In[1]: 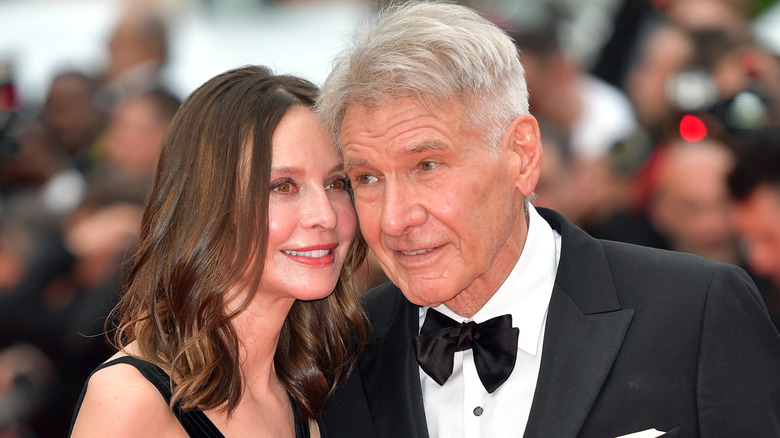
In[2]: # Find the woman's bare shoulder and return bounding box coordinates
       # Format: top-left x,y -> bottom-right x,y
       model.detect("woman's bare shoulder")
69,351 -> 186,437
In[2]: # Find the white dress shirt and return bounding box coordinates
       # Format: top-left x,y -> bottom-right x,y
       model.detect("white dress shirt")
418,207 -> 562,438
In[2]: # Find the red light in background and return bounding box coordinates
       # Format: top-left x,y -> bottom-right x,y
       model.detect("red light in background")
679,114 -> 707,142
0,84 -> 21,112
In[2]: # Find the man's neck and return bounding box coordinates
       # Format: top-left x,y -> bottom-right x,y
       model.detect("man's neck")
444,217 -> 529,318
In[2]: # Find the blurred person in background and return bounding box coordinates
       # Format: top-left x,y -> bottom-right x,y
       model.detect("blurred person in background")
0,68 -> 108,265
0,180 -> 146,438
699,31 -> 780,135
598,0 -> 758,142
0,65 -> 176,438
91,87 -> 180,198
728,129 -> 780,329
40,71 -> 106,174
591,0 -> 754,92
0,69 -> 103,226
663,0 -> 751,35
625,4 -> 780,143
593,137 -> 739,266
505,6 -> 641,232
624,21 -> 695,145
647,138 -> 738,264
94,7 -> 170,114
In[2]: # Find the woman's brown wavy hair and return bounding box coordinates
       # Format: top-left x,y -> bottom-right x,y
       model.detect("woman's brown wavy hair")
108,65 -> 367,419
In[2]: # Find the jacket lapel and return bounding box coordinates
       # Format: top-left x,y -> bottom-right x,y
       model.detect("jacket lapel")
360,290 -> 430,438
524,209 -> 635,438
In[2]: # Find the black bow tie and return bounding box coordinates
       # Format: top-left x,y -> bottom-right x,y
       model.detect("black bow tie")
412,308 -> 519,394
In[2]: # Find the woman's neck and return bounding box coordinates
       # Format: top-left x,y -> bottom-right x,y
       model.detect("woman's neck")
229,291 -> 296,390
203,291 -> 299,436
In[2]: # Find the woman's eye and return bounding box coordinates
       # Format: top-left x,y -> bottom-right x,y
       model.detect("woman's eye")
272,182 -> 295,193
355,174 -> 379,185
420,161 -> 438,171
326,178 -> 349,191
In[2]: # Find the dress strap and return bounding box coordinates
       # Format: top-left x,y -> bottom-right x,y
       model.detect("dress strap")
83,356 -> 225,437
102,356 -> 175,400
73,356 -> 308,438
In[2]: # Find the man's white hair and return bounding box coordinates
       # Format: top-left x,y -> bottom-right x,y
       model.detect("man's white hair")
315,0 -> 529,150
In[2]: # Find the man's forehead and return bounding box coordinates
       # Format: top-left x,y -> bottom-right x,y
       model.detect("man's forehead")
342,94 -> 461,121
342,138 -> 448,171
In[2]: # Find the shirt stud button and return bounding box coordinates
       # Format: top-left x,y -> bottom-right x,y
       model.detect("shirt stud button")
473,406 -> 483,416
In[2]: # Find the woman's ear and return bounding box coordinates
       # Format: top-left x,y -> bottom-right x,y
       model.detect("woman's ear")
504,114 -> 543,196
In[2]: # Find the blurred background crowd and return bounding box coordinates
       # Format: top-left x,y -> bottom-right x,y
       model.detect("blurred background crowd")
1,0 -> 780,436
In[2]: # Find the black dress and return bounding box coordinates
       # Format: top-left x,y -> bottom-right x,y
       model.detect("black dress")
68,356 -> 311,437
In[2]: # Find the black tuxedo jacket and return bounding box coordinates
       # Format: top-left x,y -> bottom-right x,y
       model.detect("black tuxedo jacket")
320,208 -> 780,438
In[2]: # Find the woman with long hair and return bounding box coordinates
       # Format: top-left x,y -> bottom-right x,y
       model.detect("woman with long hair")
69,65 -> 366,437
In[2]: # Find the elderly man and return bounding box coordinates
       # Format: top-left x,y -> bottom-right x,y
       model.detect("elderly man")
315,2 -> 780,437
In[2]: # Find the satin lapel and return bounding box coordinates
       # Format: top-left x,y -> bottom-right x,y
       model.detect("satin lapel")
523,209 -> 635,438
360,295 -> 429,438
523,286 -> 634,438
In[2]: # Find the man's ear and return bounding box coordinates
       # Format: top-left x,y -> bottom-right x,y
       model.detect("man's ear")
504,114 -> 543,196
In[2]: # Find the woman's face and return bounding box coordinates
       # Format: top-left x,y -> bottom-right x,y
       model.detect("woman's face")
259,106 -> 357,301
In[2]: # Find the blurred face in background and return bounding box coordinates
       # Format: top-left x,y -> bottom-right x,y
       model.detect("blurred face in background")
734,185 -> 780,287
626,25 -> 694,133
650,139 -> 737,264
104,94 -> 169,179
43,73 -> 104,156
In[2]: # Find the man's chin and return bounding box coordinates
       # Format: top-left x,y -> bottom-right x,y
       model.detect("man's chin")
398,278 -> 460,309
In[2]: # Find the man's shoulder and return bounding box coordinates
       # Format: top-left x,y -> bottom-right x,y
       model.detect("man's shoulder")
541,206 -> 733,284
541,206 -> 754,307
601,238 -> 734,277
598,238 -> 760,312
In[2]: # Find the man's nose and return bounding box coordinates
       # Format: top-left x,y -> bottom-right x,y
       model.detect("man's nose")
379,178 -> 426,236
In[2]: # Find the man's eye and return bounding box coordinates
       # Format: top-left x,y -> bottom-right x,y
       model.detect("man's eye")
356,174 -> 379,185
420,161 -> 439,171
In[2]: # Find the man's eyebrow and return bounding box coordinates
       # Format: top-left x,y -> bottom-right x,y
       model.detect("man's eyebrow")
407,140 -> 445,153
343,159 -> 365,174
343,140 -> 445,173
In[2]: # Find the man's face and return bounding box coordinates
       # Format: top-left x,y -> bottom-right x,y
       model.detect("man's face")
734,185 -> 780,287
340,96 -> 538,310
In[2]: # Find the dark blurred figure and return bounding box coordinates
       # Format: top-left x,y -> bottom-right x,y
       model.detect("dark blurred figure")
592,0 -> 753,89
94,8 -> 170,114
40,72 -> 105,174
0,79 -> 178,438
1,69 -> 107,230
0,183 -> 144,438
591,137 -> 739,264
597,22 -> 780,254
624,21 -> 695,145
728,130 -> 780,329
